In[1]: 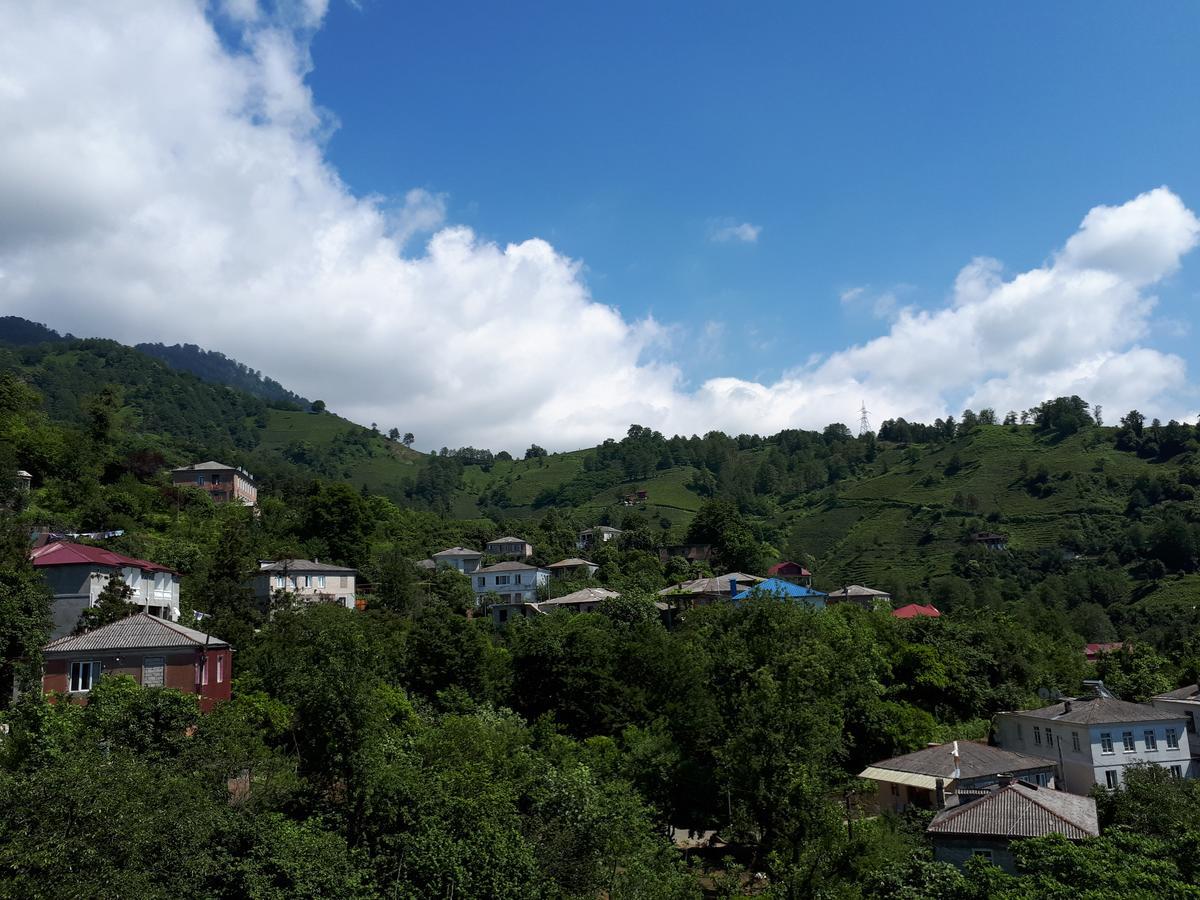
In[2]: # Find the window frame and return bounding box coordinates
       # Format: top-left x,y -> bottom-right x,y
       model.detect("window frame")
1122,731 -> 1136,753
1033,726 -> 1042,746
1072,731 -> 1081,752
1144,730 -> 1158,752
69,660 -> 99,693
1100,732 -> 1114,754
1105,770 -> 1119,789
1167,727 -> 1180,750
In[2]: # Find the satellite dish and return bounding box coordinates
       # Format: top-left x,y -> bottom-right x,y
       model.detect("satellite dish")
1037,687 -> 1050,700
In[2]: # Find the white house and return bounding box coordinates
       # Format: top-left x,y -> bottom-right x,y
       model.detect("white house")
485,536 -> 533,558
250,559 -> 358,610
431,546 -> 483,574
994,693 -> 1191,794
577,526 -> 622,551
546,558 -> 599,579
31,541 -> 181,639
472,561 -> 550,604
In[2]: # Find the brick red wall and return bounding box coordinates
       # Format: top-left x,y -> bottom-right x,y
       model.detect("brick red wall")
42,647 -> 233,712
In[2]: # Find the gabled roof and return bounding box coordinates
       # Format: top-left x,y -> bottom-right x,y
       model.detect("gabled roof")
732,578 -> 826,600
486,536 -> 529,545
546,558 -> 596,569
43,612 -> 230,654
860,741 -> 1053,785
767,561 -> 812,577
258,559 -> 357,573
30,541 -> 176,574
927,783 -> 1098,840
1008,696 -> 1181,725
658,572 -> 763,596
893,603 -> 941,619
432,546 -> 482,558
540,587 -> 619,607
826,584 -> 891,599
478,561 -> 545,573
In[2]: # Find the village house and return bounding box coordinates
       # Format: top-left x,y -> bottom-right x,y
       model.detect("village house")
14,469 -> 31,492
472,561 -> 550,605
32,541 -> 181,640
249,559 -> 358,609
657,543 -> 712,565
538,586 -> 618,614
546,558 -> 599,579
1084,641 -> 1125,662
926,779 -> 1098,873
732,578 -> 826,608
859,741 -> 1056,814
577,526 -> 623,551
1151,681 -> 1200,740
766,561 -> 812,586
971,531 -> 1008,551
825,584 -> 892,611
993,689 -> 1191,793
892,603 -> 941,619
41,613 -> 232,712
430,546 -> 483,574
485,535 -> 533,558
658,572 -> 763,607
171,460 -> 257,507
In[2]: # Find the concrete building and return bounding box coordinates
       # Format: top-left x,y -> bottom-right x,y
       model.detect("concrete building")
171,461 -> 257,507
32,541 -> 181,639
250,559 -> 358,610
472,561 -> 550,604
825,584 -> 892,611
485,536 -> 533,558
41,613 -> 232,712
859,741 -> 1056,814
546,558 -> 599,579
927,780 -> 1098,873
658,572 -> 763,608
577,526 -> 623,551
430,546 -> 483,574
994,693 -> 1191,793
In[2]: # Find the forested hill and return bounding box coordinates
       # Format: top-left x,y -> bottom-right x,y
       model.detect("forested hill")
135,342 -> 310,407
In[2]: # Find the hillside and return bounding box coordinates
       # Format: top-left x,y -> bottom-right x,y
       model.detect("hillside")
135,342 -> 311,407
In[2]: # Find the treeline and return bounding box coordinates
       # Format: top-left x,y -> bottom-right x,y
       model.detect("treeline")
136,342 -> 310,408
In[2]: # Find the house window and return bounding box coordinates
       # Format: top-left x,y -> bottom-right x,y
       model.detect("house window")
498,608 -> 508,623
1144,730 -> 1158,752
1167,728 -> 1180,750
69,660 -> 99,693
1045,728 -> 1053,749
196,655 -> 208,686
1072,731 -> 1081,752
1171,765 -> 1183,778
496,575 -> 510,586
971,849 -> 993,863
317,575 -> 326,589
274,575 -> 285,590
197,474 -> 207,485
1100,732 -> 1114,754
1122,731 -> 1136,752
216,654 -> 224,684
142,656 -> 164,688
477,577 -> 485,588
1105,770 -> 1119,789
890,784 -> 900,797
153,572 -> 173,600
122,567 -> 142,590
1033,726 -> 1042,746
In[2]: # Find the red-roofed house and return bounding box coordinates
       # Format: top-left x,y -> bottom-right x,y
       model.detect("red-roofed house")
766,561 -> 813,587
893,603 -> 941,620
1084,642 -> 1125,662
41,613 -> 231,712
31,541 -> 181,639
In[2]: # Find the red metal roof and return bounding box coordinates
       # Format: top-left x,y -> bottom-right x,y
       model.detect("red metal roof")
767,561 -> 812,577
30,541 -> 177,574
892,603 -> 941,619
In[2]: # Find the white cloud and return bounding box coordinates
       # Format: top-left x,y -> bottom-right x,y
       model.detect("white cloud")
0,3 -> 1197,452
708,219 -> 762,244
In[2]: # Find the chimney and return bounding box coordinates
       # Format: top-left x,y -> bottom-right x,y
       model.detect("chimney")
998,773 -> 1017,787
1064,699 -> 1073,714
934,777 -> 946,809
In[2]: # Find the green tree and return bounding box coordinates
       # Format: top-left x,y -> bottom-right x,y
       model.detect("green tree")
75,573 -> 136,633
0,523 -> 53,706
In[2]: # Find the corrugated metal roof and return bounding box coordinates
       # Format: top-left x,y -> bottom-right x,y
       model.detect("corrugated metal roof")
487,536 -> 528,545
860,742 -> 1052,781
30,541 -> 176,574
258,559 -> 356,573
827,584 -> 891,598
432,546 -> 481,557
928,783 -> 1098,840
546,558 -> 596,568
658,572 -> 763,596
172,460 -> 237,471
43,613 -> 230,654
732,578 -> 826,600
858,767 -> 943,790
540,587 -> 618,607
478,561 -> 545,573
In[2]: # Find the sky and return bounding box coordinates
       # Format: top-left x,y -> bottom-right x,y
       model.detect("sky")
1,1 -> 1199,451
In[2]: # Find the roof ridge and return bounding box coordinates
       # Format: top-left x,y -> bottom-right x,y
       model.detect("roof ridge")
1016,784 -> 1088,831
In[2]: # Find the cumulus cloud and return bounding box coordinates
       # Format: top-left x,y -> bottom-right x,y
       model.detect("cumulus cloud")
0,2 -> 1197,452
708,219 -> 762,244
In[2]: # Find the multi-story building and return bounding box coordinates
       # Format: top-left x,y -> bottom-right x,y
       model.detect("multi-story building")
577,526 -> 622,551
994,693 -> 1191,793
472,562 -> 550,604
430,546 -> 483,574
485,536 -> 533,558
31,541 -> 181,639
41,612 -> 232,712
171,461 -> 257,507
249,559 -> 358,610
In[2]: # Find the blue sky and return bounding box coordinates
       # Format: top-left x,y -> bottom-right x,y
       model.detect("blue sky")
309,1 -> 1200,386
3,1 -> 1200,449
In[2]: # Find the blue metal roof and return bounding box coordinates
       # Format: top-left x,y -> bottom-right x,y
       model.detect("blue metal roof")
732,578 -> 827,603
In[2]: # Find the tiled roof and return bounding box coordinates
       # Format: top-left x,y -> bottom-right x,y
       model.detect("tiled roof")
487,536 -> 528,545
893,603 -> 941,619
658,572 -> 763,596
43,612 -> 230,654
30,541 -> 176,574
928,783 -> 1098,840
258,559 -> 356,573
861,742 -> 1053,782
767,561 -> 812,577
826,584 -> 891,598
1009,696 -> 1181,725
478,561 -> 544,573
540,587 -> 619,606
546,558 -> 596,568
432,546 -> 481,557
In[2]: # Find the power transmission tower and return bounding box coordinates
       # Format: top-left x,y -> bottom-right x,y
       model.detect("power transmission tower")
858,401 -> 871,436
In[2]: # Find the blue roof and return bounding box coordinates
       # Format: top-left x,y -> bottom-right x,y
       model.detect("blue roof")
732,578 -> 828,602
